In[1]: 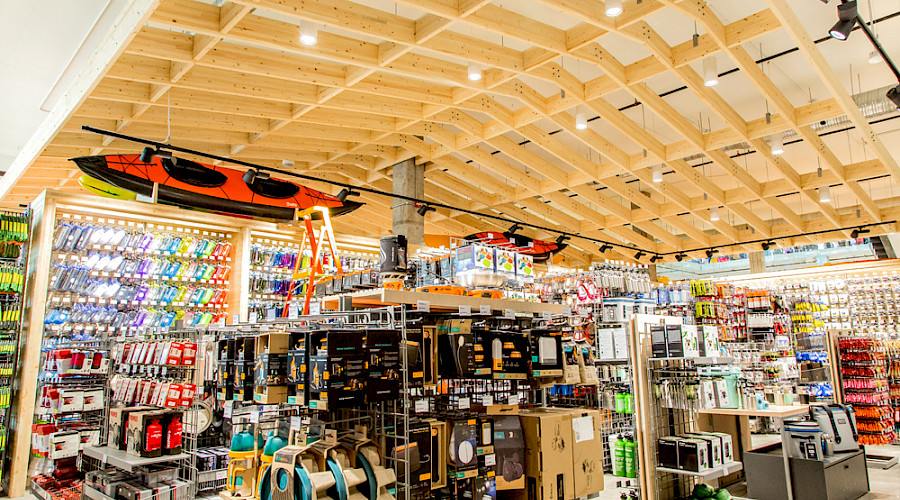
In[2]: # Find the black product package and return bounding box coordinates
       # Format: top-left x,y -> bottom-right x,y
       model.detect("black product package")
307,330 -> 366,410
438,332 -> 475,378
389,418 -> 433,499
448,417 -> 479,472
487,331 -> 528,380
366,329 -> 401,402
405,325 -> 426,386
493,415 -> 525,490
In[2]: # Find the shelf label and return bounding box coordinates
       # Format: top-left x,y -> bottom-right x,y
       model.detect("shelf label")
484,454 -> 496,467
290,416 -> 302,431
458,304 -> 471,316
266,309 -> 276,321
250,406 -> 261,423
563,306 -> 572,316
223,401 -> 234,419
288,305 -> 300,319
309,301 -> 321,315
503,309 -> 515,319
415,400 -> 428,413
417,300 -> 430,312
507,394 -> 519,405
541,311 -> 552,321
458,397 -> 470,410
572,415 -> 594,443
481,395 -> 493,407
479,305 -> 491,315
249,311 -> 258,324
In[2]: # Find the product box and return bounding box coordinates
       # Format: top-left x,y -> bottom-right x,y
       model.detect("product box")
79,429 -> 100,450
560,341 -> 581,385
665,324 -> 684,358
680,325 -> 700,358
306,330 -> 366,410
472,332 -> 492,377
596,325 -> 617,360
126,409 -> 168,458
389,418 -> 433,491
515,253 -> 534,281
217,339 -> 235,401
529,329 -> 563,378
253,385 -> 288,404
366,329 -> 401,402
255,333 -> 289,386
474,472 -> 497,500
427,420 -> 448,489
495,248 -> 516,277
477,417 -> 494,458
577,343 -> 599,385
493,415 -> 525,490
422,325 -> 438,386
405,325 -> 427,386
704,431 -> 733,462
109,405 -> 154,449
677,438 -> 710,472
684,432 -> 723,467
454,244 -> 494,273
612,326 -> 629,359
438,327 -> 475,379
518,409 -> 575,500
651,325 -> 668,358
287,332 -> 307,405
657,436 -> 680,469
50,431 -> 80,459
162,411 -> 183,455
118,482 -> 153,500
83,388 -> 104,411
488,331 -> 528,380
700,325 -> 720,357
448,417 -> 479,473
58,389 -> 84,412
567,410 -> 604,497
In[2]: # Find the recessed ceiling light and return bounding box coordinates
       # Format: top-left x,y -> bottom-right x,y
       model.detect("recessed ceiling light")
467,62 -> 482,81
606,0 -> 623,17
300,22 -> 318,46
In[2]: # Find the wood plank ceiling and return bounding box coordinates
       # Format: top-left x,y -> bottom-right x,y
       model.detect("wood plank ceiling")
6,0 -> 900,265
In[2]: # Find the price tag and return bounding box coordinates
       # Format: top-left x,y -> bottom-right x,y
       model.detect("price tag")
458,397 -> 470,410
481,395 -> 493,407
249,311 -> 259,324
504,308 -> 515,319
484,454 -> 496,467
458,304 -> 471,316
250,406 -> 261,424
415,400 -> 429,413
417,300 -> 430,312
508,394 -> 520,405
266,309 -> 276,321
541,311 -> 552,321
309,301 -> 321,315
216,470 -> 228,481
223,401 -> 234,419
563,306 -> 572,316
288,305 -> 300,319
290,416 -> 302,431
478,304 -> 491,315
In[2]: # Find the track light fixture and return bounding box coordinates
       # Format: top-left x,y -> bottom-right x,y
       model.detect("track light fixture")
649,254 -> 661,263
829,1 -> 858,41
575,112 -> 588,130
770,133 -> 784,155
299,22 -> 318,46
599,244 -> 613,253
468,62 -> 483,81
556,235 -> 570,245
606,0 -> 623,17
508,223 -> 522,234
242,168 -> 269,185
417,204 -> 436,216
887,85 -> 900,109
819,185 -> 831,203
675,253 -> 687,262
139,146 -> 173,163
702,56 -> 719,87
851,227 -> 870,238
282,160 -> 294,168
634,251 -> 646,260
870,50 -> 884,64
336,188 -> 360,202
761,240 -> 776,251
710,207 -> 720,222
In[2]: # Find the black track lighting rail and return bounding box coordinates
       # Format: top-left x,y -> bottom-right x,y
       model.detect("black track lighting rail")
82,125 -> 650,254
659,220 -> 895,257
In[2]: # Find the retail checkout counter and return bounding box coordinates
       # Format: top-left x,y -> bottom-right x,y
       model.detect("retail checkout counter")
744,443 -> 868,500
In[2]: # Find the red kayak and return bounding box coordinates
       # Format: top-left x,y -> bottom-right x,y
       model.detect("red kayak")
464,232 -> 566,262
71,154 -> 362,220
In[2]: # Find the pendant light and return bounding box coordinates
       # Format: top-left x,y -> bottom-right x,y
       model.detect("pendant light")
652,165 -> 663,183
575,111 -> 588,130
299,22 -> 318,46
819,185 -> 831,203
606,0 -> 623,17
770,133 -> 784,155
710,207 -> 720,222
702,56 -> 718,87
869,50 -> 883,64
467,62 -> 482,81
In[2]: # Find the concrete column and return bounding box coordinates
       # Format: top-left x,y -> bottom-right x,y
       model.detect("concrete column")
749,251 -> 766,274
392,158 -> 425,245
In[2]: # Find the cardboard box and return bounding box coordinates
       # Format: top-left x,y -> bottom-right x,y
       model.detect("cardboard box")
518,409 -> 575,500
366,329 -> 401,402
701,325 -> 720,357
665,324 -> 684,358
126,409 -> 168,458
253,385 -> 287,404
704,431 -> 734,462
255,333 -> 289,386
567,410 -> 604,497
677,438 -> 710,472
448,417 -> 479,472
58,389 -> 84,412
684,432 -> 722,467
493,415 -> 525,490
427,420 -> 448,489
83,388 -> 104,411
50,431 -> 80,459
108,405 -> 154,449
681,325 -> 700,358
651,325 -> 668,358
657,436 -> 680,469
